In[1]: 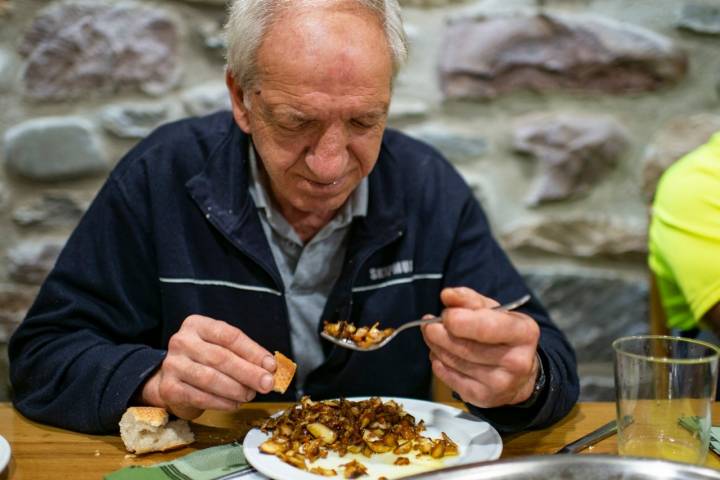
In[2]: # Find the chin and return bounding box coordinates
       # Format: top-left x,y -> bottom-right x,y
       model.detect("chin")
298,192 -> 350,213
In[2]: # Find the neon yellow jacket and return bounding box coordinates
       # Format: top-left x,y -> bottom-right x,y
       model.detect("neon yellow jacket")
649,132 -> 720,330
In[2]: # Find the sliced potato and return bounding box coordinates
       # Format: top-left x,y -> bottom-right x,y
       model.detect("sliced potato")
310,466 -> 337,476
307,422 -> 337,444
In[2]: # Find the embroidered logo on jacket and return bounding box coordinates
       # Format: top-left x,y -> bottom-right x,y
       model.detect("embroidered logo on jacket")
369,260 -> 413,281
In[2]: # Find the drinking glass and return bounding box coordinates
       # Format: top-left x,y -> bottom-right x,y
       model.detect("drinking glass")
613,335 -> 720,465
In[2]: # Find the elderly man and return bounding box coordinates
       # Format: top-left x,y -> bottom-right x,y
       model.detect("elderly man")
9,0 -> 578,435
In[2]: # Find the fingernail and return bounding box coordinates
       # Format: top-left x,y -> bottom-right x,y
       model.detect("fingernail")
261,373 -> 274,391
245,390 -> 256,402
262,355 -> 276,371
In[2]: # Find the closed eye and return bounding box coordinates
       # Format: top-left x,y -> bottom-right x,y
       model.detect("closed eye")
351,115 -> 384,130
280,116 -> 314,131
351,119 -> 374,129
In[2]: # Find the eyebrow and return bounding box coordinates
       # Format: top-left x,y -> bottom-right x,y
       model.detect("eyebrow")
355,108 -> 388,120
261,101 -> 388,124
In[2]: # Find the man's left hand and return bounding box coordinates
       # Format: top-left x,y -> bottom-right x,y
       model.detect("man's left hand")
421,287 -> 540,408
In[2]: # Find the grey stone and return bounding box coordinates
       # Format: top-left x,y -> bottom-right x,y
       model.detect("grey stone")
0,181 -> 8,211
3,116 -> 107,181
676,3 -> 720,35
181,83 -> 231,117
501,215 -> 647,259
388,98 -> 430,122
195,19 -> 226,57
100,102 -> 176,139
403,24 -> 421,46
641,113 -> 720,203
513,113 -> 629,205
523,269 -> 648,364
0,284 -> 37,401
403,124 -> 487,163
0,283 -> 37,343
579,371 -> 615,401
18,3 -> 181,101
439,13 -> 688,99
0,48 -> 16,92
13,192 -> 90,228
7,238 -> 66,285
457,168 -> 494,212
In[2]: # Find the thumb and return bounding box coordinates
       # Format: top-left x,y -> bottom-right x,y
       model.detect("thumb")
168,404 -> 204,420
440,287 -> 497,310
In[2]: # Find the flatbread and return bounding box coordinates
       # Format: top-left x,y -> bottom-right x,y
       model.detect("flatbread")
273,351 -> 297,393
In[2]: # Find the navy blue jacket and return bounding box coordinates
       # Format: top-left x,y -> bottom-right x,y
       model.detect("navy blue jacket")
9,112 -> 578,434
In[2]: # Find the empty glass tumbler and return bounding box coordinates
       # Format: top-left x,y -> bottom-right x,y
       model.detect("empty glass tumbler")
613,335 -> 720,465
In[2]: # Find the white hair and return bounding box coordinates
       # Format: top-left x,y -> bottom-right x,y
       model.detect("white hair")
224,0 -> 408,89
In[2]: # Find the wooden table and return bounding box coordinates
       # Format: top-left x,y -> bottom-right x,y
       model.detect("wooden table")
1,402 -> 718,479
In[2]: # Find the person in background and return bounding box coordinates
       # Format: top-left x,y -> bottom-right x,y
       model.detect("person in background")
9,0 -> 578,434
648,131 -> 720,344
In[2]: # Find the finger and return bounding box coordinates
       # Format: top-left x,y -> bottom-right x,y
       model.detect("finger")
185,315 -> 276,371
429,355 -> 492,408
185,341 -> 276,394
161,378 -> 241,414
168,404 -> 204,420
441,287 -> 497,310
443,309 -> 539,346
422,323 -> 514,366
430,343 -> 533,393
430,353 -> 516,408
165,353 -> 256,403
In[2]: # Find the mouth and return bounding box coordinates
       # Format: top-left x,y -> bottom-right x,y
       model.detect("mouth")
304,175 -> 346,193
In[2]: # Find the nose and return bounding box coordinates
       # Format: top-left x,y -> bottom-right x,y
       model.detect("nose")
305,122 -> 349,182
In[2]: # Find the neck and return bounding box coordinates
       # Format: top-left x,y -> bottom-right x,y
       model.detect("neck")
276,202 -> 337,243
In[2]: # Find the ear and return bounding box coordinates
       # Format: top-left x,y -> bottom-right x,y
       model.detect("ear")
226,70 -> 252,134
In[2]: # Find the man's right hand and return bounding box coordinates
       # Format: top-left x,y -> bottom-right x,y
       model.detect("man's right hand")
137,314 -> 277,419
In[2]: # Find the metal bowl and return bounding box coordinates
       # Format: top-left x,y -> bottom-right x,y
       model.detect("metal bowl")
404,455 -> 720,480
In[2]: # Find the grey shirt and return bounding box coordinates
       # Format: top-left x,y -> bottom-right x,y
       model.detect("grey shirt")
248,146 -> 368,392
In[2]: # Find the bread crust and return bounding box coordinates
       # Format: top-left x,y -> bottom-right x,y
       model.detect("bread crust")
125,406 -> 169,427
273,351 -> 297,393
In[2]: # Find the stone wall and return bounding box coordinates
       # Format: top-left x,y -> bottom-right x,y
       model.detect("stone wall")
1,0 -> 719,402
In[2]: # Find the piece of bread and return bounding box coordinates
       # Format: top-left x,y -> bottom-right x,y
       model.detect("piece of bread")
273,351 -> 297,393
119,406 -> 195,454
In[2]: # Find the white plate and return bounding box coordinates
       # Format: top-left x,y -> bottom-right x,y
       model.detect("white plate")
0,434 -> 10,473
243,397 -> 502,480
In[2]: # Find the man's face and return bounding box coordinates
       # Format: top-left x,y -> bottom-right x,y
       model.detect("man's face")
227,5 -> 393,217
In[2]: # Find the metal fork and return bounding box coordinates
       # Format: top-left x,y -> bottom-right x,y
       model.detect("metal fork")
321,293 -> 532,352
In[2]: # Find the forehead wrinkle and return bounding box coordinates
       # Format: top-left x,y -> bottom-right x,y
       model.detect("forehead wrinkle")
256,5 -> 392,94
257,84 -> 388,120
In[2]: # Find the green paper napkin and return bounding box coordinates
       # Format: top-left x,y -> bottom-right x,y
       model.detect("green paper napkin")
105,441 -> 259,480
679,416 -> 720,456
711,426 -> 720,456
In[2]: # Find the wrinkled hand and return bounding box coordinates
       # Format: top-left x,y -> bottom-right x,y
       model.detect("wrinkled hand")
421,287 -> 540,408
138,315 -> 276,419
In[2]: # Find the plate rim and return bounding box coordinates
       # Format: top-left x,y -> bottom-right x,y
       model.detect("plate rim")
0,433 -> 10,473
243,396 -> 502,480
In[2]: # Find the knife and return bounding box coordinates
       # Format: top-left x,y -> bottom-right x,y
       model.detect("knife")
555,419 -> 618,454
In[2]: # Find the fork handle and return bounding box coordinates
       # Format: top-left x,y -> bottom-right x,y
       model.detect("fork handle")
396,316 -> 441,332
